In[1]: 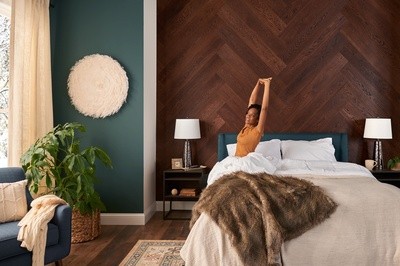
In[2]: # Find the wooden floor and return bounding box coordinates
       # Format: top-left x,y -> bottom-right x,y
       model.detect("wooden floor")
62,212 -> 190,265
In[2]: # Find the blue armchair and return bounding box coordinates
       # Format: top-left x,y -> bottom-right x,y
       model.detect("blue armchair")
0,167 -> 72,265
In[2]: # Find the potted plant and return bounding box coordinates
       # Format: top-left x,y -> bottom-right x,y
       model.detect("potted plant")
387,157 -> 400,170
20,122 -> 112,243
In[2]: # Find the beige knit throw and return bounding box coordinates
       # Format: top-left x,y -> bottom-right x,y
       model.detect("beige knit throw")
18,195 -> 67,266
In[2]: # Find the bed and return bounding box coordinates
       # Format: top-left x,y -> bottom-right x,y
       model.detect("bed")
180,132 -> 400,266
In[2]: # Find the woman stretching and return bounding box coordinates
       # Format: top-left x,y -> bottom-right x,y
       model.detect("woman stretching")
207,77 -> 274,185
235,78 -> 272,157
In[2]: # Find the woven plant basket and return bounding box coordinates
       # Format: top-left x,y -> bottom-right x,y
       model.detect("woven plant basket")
71,209 -> 101,243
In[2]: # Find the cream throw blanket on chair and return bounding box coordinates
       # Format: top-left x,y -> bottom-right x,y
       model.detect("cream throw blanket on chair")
18,195 -> 67,266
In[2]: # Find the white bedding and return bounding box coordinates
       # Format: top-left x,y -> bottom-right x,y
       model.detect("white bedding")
208,153 -> 374,186
207,152 -> 277,185
181,156 -> 400,265
275,158 -> 375,178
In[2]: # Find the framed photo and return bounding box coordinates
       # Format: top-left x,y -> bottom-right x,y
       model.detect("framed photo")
171,158 -> 183,169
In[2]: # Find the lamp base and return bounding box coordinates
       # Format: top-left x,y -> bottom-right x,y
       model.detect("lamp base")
373,139 -> 384,170
183,139 -> 192,169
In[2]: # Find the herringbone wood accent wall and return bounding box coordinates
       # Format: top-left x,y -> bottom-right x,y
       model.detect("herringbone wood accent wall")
156,0 -> 400,199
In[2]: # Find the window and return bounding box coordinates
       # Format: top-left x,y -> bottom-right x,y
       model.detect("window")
0,11 -> 10,166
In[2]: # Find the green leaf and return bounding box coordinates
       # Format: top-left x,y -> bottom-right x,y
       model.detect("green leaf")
76,175 -> 82,194
45,173 -> 52,188
83,147 -> 96,165
67,155 -> 76,171
94,148 -> 113,167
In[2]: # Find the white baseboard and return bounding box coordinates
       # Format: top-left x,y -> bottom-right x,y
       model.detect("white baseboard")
100,201 -> 194,225
101,213 -> 146,225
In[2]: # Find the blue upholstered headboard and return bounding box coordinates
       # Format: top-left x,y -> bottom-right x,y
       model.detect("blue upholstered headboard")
217,132 -> 348,162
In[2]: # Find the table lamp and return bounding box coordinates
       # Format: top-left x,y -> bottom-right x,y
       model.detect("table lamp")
174,119 -> 201,169
363,118 -> 392,170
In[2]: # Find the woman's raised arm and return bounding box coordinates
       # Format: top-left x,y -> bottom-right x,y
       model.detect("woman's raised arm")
256,78 -> 272,133
248,79 -> 263,107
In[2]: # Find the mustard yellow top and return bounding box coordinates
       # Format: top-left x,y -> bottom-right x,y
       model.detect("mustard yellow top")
235,126 -> 262,157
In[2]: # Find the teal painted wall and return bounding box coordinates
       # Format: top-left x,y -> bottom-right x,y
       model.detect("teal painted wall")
50,0 -> 144,213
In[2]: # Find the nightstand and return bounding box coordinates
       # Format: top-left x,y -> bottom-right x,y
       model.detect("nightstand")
370,169 -> 400,189
163,168 -> 208,220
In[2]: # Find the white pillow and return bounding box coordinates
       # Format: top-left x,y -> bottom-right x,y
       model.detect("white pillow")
0,180 -> 28,223
281,138 -> 337,162
226,139 -> 281,159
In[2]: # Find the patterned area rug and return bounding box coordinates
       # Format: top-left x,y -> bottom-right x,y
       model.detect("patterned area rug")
119,240 -> 185,266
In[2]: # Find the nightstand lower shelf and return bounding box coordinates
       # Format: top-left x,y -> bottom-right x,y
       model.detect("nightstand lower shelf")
164,209 -> 192,220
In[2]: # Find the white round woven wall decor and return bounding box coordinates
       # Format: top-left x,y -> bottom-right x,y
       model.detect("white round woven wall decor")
67,54 -> 129,118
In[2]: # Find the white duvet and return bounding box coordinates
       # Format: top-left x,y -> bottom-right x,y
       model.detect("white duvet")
181,155 -> 400,266
208,153 -> 374,185
207,152 -> 279,185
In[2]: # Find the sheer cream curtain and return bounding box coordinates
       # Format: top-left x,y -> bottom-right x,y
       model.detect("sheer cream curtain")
0,0 -> 11,16
8,0 -> 53,166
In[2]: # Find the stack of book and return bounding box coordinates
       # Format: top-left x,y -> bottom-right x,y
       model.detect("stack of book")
179,188 -> 196,196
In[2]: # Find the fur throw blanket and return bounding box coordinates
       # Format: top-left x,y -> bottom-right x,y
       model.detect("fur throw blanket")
190,171 -> 337,266
18,195 -> 67,266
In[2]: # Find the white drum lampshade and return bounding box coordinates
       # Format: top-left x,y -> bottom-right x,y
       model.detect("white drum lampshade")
174,119 -> 201,168
363,118 -> 392,170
